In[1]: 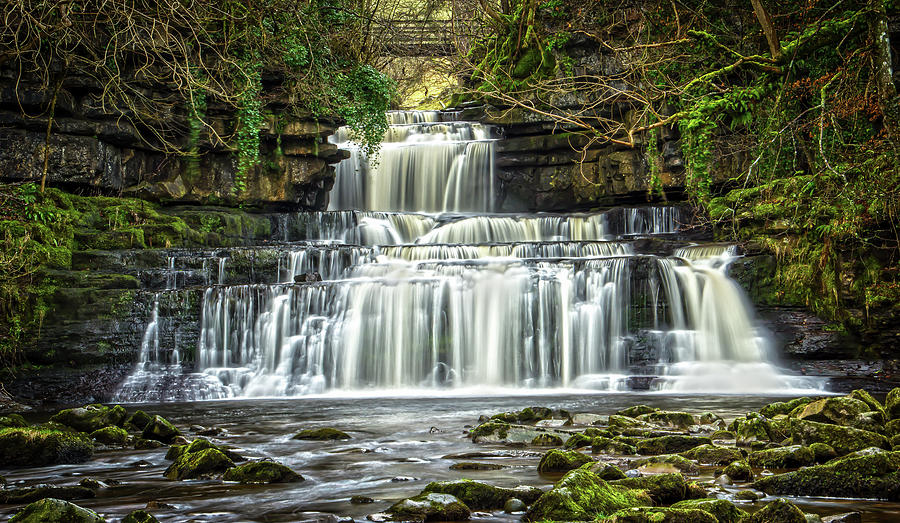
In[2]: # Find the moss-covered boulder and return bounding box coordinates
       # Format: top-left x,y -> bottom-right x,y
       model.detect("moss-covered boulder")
537,448 -> 592,473
610,473 -> 702,505
592,437 -> 637,455
524,467 -> 651,521
125,410 -> 153,431
90,426 -> 128,446
164,437 -> 243,462
49,404 -> 126,433
489,407 -> 569,424
711,429 -> 736,440
563,433 -> 592,449
748,498 -> 806,523
797,397 -> 880,430
809,442 -> 838,463
606,507 -> 717,522
0,414 -> 28,429
0,485 -> 95,504
733,414 -> 772,446
630,454 -> 698,473
724,460 -> 753,481
671,499 -> 746,523
760,398 -> 814,418
680,444 -> 743,465
607,415 -> 658,431
583,462 -> 627,480
422,479 -> 542,509
885,387 -> 900,420
636,435 -> 711,455
532,433 -> 563,446
616,405 -> 659,418
754,448 -> 900,500
849,390 -> 886,420
636,411 -> 696,429
164,447 -> 235,480
122,510 -> 159,523
0,428 -> 93,466
142,415 -> 180,443
389,493 -> 470,521
292,427 -> 351,440
748,445 -> 816,469
222,460 -> 303,484
790,419 -> 889,455
9,498 -> 105,523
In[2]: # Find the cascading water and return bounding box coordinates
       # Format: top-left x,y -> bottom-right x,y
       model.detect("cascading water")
114,110 -> 824,402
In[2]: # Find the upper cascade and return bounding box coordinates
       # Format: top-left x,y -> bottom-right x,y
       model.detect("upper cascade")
328,110 -> 496,212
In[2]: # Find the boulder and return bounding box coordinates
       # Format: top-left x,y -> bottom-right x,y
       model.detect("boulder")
636,436 -> 711,455
122,510 -> 159,523
0,414 -> 28,429
797,397 -> 880,430
0,428 -> 93,466
524,467 -> 651,521
592,437 -> 637,455
630,454 -> 698,473
504,498 -> 526,512
821,513 -> 862,523
680,444 -> 743,465
616,405 -> 659,418
537,449 -> 592,473
808,442 -> 838,463
636,411 -> 696,429
163,447 -> 235,480
563,433 -> 592,449
165,437 -> 243,462
0,485 -> 95,504
760,398 -> 814,418
885,387 -> 900,420
747,498 -> 806,523
532,433 -> 564,446
733,414 -> 771,446
449,462 -> 503,471
9,498 -> 105,523
753,448 -> 900,499
790,419 -> 889,455
848,390 -> 886,419
583,463 -> 627,480
50,404 -> 126,433
610,473 -> 703,504
90,426 -> 128,446
671,499 -> 747,523
748,445 -> 816,469
422,479 -> 542,509
607,415 -> 658,432
388,493 -> 470,522
724,460 -> 753,481
125,410 -> 153,431
292,427 -> 351,440
222,460 -> 303,483
605,507 -> 717,522
142,415 -> 180,443
489,407 -> 569,424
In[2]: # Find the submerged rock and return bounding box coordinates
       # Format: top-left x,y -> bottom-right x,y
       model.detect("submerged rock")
537,449 -> 592,473
636,435 -> 711,455
9,498 -> 105,523
164,447 -> 235,480
142,415 -> 180,443
0,485 -> 95,504
680,444 -> 743,465
293,427 -> 351,440
422,479 -> 542,509
351,496 -> 376,504
671,499 -> 747,523
605,506 -> 717,522
222,460 -> 303,484
821,513 -> 862,523
524,467 -> 651,521
748,445 -> 815,469
388,493 -> 470,521
747,498 -> 806,523
50,404 -> 126,433
790,419 -> 889,455
0,428 -> 93,466
610,473 -> 702,505
122,510 -> 159,523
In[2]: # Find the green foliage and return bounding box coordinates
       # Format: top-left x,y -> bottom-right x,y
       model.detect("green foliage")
333,65 -> 395,158
234,66 -> 264,194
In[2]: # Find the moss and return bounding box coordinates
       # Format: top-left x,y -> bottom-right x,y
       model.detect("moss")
753,449 -> 900,499
222,460 -> 303,483
790,418 -> 889,455
0,485 -> 95,504
469,421 -> 510,441
533,433 -> 564,446
636,435 -> 712,455
0,428 -> 93,466
166,437 -> 244,462
724,460 -> 753,481
563,433 -> 592,449
164,447 -> 235,480
583,462 -> 627,481
616,405 -> 659,418
125,410 -> 153,431
748,445 -> 815,469
142,415 -> 180,443
607,415 -> 657,431
592,437 -> 637,455
796,397 -> 877,430
538,448 -> 593,473
636,411 -> 696,429
389,493 -> 471,522
525,467 -> 651,521
292,427 -> 351,440
885,387 -> 900,420
90,426 -> 129,446
631,454 -> 698,473
0,413 -> 28,429
671,499 -> 746,523
711,430 -> 736,440
747,498 -> 806,523
610,473 -> 700,505
809,442 -> 838,463
733,414 -> 772,446
422,479 -> 542,509
9,498 -> 105,523
606,507 -> 718,523
49,404 -> 126,433
849,390 -> 886,419
680,444 -> 743,465
122,509 -> 159,523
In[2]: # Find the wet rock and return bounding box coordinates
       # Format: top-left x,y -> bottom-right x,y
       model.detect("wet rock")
848,390 -> 886,419
563,433 -> 592,449
222,460 -> 303,483
583,462 -> 627,480
163,447 -> 235,480
78,478 -> 105,489
760,398 -> 814,418
133,438 -> 165,450
630,454 -> 698,473
616,405 -> 659,418
671,499 -> 746,523
504,498 -> 526,512
711,430 -> 736,440
0,428 -> 93,466
809,442 -> 838,463
90,426 -> 128,446
605,506 -> 717,522
448,462 -> 503,471
537,449 -> 593,473
790,419 -> 889,455
489,407 -> 569,424
821,512 -> 862,523
532,433 -> 563,446
145,501 -> 175,510
423,479 -> 542,509
293,428 -> 351,440
125,410 -> 153,431
636,411 -> 696,429
388,493 -> 470,522
753,448 -> 900,499
0,414 -> 28,429
636,435 -> 711,455
885,387 -> 900,420
0,485 -> 95,504
571,413 -> 604,425
142,415 -> 180,443
734,489 -> 761,501
525,467 -> 651,521
122,510 -> 159,523
391,476 -> 418,482
592,437 -> 637,455
9,498 -> 105,523
732,414 -> 772,446
748,445 -> 816,468
166,437 -> 244,462
680,444 -> 743,465
699,412 -> 725,426
50,404 -> 126,433
724,460 -> 753,481
715,474 -> 733,485
607,415 -> 658,432
797,397 -> 880,431
351,496 -> 375,504
748,498 -> 806,523
610,473 -> 702,505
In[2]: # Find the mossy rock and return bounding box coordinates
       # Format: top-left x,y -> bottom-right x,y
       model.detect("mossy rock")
489,406 -> 568,424
142,415 -> 180,443
0,428 -> 93,466
711,430 -> 736,440
537,448 -> 592,473
885,387 -> 900,420
583,462 -> 627,481
849,390 -> 886,420
9,498 -> 105,523
524,467 -> 651,521
671,499 -> 747,523
790,419 -> 889,455
533,433 -> 564,446
885,419 -> 900,437
563,433 -> 592,449
448,462 -> 503,471
631,454 -> 698,473
809,442 -> 838,463
133,438 -> 165,450
222,460 -> 303,484
610,473 -> 701,505
616,405 -> 659,418
125,410 -> 153,431
422,479 -> 542,509
748,445 -> 815,469
733,414 -> 772,446
468,422 -> 510,442
636,411 -> 696,429
636,435 -> 711,455
50,404 -> 126,433
0,414 -> 28,429
753,448 -> 900,499
292,427 -> 351,440
163,447 -> 235,480
724,460 -> 753,481
797,397 -> 880,430
760,397 -> 814,418
605,506 -> 718,523
90,426 -> 128,446
699,412 -> 724,426
680,444 -> 743,465
389,493 -> 471,522
122,510 -> 159,523
592,436 -> 637,455
748,498 -> 806,523
582,427 -> 613,438
0,485 -> 95,504
607,415 -> 658,431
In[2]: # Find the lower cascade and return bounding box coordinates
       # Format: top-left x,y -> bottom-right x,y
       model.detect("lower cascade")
114,112 -> 825,402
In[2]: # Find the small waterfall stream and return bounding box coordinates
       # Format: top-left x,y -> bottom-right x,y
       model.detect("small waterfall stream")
114,111 -> 824,402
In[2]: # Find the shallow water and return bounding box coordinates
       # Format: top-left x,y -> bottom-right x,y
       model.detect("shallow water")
3,393 -> 898,522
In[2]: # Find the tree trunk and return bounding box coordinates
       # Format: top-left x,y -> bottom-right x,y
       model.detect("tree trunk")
869,0 -> 900,149
751,0 -> 783,61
